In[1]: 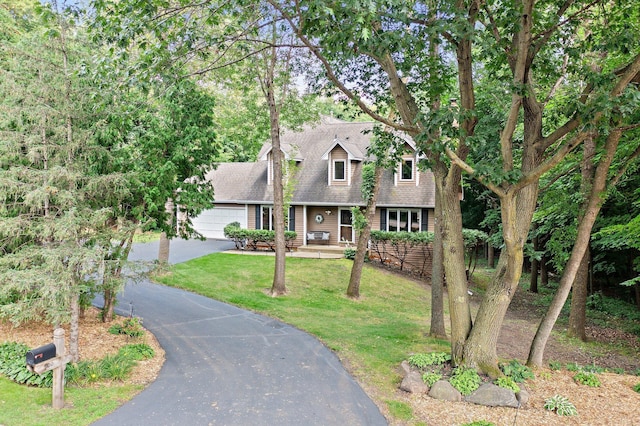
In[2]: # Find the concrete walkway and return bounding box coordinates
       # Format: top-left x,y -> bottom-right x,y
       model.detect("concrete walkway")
92,239 -> 387,426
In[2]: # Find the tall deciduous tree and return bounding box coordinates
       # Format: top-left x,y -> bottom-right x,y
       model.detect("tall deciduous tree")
268,0 -> 640,375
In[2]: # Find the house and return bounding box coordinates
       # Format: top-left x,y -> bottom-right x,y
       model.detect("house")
191,117 -> 436,248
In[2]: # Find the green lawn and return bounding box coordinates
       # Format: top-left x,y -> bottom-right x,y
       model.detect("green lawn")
0,377 -> 143,426
155,254 -> 449,393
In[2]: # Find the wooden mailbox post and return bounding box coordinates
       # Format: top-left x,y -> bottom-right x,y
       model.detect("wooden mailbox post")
26,328 -> 73,409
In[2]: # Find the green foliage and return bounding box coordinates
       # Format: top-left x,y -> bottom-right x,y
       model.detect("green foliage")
549,361 -> 563,371
565,362 -> 581,372
633,383 -> 640,393
99,354 -> 136,381
581,364 -> 605,374
66,344 -> 153,385
0,342 -> 53,387
422,372 -> 442,387
118,343 -> 155,361
544,395 -> 578,416
573,371 -> 601,387
408,352 -> 451,369
494,376 -> 520,393
343,248 -> 357,260
223,226 -> 297,251
108,317 -> 145,338
449,367 -> 482,396
500,359 -> 535,383
461,421 -> 495,426
360,163 -> 376,203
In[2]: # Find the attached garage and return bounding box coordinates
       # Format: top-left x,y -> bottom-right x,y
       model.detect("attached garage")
191,205 -> 247,239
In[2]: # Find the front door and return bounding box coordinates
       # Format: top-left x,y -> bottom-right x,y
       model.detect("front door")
339,209 -> 353,243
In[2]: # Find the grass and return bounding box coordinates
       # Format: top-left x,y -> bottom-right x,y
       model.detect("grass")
155,253 -> 449,396
0,376 -> 143,426
132,230 -> 161,243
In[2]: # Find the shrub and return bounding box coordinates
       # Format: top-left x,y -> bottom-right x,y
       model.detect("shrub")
450,367 -> 481,396
544,395 -> 577,416
343,248 -> 356,260
494,376 -> 520,393
633,383 -> 640,393
501,359 -> 534,382
108,317 -> 145,338
0,342 -> 53,387
461,422 -> 495,426
573,371 -> 601,387
422,372 -> 442,387
224,225 -> 297,251
408,352 -> 451,369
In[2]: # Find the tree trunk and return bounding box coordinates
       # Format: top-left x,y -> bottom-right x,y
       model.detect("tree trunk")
540,255 -> 549,287
158,198 -> 174,263
487,243 -> 495,268
528,128 -> 622,367
567,136 -> 595,341
567,246 -> 589,340
347,166 -> 383,299
463,193 -> 527,377
530,230 -> 539,293
264,47 -> 287,297
101,230 -> 135,323
429,184 -> 447,338
69,291 -> 80,362
435,162 -> 471,365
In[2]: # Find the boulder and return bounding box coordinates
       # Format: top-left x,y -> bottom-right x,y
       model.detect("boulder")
399,360 -> 412,377
429,380 -> 462,402
516,389 -> 530,408
400,371 -> 429,394
464,383 -> 519,408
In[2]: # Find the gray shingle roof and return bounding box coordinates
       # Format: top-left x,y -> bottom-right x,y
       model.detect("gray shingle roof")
207,119 -> 435,208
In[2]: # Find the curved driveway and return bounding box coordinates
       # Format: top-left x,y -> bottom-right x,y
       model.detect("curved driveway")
92,239 -> 387,426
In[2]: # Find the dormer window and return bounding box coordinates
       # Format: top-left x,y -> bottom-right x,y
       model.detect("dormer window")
400,159 -> 414,181
333,160 -> 346,181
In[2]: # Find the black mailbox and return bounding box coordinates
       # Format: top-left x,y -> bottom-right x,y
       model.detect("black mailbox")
26,343 -> 57,367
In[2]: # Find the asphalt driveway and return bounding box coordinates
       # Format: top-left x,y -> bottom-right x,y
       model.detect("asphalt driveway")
92,239 -> 387,426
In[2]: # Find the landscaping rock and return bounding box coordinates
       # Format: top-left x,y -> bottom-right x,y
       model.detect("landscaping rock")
516,389 -> 530,408
464,383 -> 519,408
399,360 -> 412,376
400,371 -> 429,394
429,380 -> 462,402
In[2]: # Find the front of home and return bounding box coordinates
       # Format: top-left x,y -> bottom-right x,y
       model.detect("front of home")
191,117 -> 435,250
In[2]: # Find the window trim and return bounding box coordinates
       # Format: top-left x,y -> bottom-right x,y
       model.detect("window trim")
333,159 -> 346,181
386,208 -> 421,232
400,158 -> 414,181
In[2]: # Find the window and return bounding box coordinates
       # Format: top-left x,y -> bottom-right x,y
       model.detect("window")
387,209 -> 420,232
339,209 -> 354,242
333,160 -> 346,180
261,206 -> 274,230
260,205 -> 293,231
400,159 -> 414,180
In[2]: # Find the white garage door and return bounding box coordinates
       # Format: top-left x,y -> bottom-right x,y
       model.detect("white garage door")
192,207 -> 246,239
